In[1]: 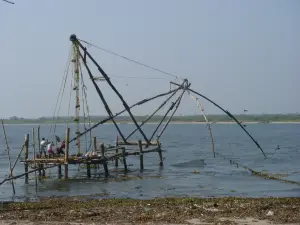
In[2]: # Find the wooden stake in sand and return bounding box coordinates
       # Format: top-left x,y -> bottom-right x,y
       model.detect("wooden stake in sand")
1,119 -> 15,194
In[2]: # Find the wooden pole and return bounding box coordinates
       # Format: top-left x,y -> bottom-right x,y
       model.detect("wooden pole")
37,125 -> 41,154
64,127 -> 70,179
122,147 -> 127,172
32,128 -> 38,187
87,136 -> 97,177
24,134 -> 29,183
115,136 -> 119,167
87,163 -> 91,178
37,125 -> 42,176
93,136 -> 97,152
138,140 -> 144,170
58,165 -> 62,178
1,120 -> 15,194
100,143 -> 108,177
157,140 -> 163,166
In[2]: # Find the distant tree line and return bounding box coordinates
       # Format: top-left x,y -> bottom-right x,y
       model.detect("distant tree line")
2,114 -> 300,124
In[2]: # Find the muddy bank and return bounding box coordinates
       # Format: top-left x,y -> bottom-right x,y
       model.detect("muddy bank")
0,197 -> 299,224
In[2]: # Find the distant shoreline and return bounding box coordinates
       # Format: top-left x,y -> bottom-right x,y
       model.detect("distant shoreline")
2,114 -> 300,125
2,121 -> 300,126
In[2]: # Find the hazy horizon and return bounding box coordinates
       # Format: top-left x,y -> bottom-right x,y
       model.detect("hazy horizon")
0,0 -> 299,118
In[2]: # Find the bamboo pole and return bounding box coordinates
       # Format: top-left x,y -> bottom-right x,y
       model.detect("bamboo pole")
24,134 -> 29,183
64,127 -> 70,179
100,143 -> 108,176
37,125 -> 42,176
93,136 -> 97,152
32,128 -> 38,187
37,125 -> 41,154
11,145 -> 24,172
1,119 -> 15,194
138,140 -> 144,170
115,136 -> 119,167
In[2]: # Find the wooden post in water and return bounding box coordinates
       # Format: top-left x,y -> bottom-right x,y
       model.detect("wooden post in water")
37,125 -> 41,176
24,134 -> 29,183
58,165 -> 62,178
157,140 -> 163,166
100,143 -> 108,177
1,119 -> 15,194
122,147 -> 127,172
32,128 -> 38,186
115,136 -> 119,167
93,136 -> 97,152
138,140 -> 144,170
64,127 -> 70,179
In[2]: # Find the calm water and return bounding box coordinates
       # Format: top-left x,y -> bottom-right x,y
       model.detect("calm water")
0,123 -> 299,202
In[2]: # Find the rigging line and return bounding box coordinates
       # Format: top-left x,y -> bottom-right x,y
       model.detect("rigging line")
66,68 -> 74,128
1,0 -> 14,4
156,84 -> 190,140
49,46 -> 72,137
76,38 -> 150,145
80,68 -> 88,152
79,61 -> 92,152
125,81 -> 186,140
76,46 -> 127,143
68,86 -> 178,143
78,38 -> 183,80
109,75 -> 170,81
171,81 -> 267,158
188,92 -> 215,157
149,82 -> 188,142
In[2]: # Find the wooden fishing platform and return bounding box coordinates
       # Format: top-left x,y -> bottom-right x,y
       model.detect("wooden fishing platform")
19,127 -> 163,180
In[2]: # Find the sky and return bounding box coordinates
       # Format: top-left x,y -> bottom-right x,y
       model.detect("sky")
0,0 -> 299,118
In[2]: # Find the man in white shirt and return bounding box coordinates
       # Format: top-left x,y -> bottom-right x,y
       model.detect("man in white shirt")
40,138 -> 47,157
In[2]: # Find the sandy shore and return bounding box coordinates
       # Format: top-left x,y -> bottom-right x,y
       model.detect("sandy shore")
0,197 -> 299,224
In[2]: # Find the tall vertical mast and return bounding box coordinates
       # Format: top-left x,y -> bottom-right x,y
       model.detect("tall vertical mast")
72,40 -> 81,154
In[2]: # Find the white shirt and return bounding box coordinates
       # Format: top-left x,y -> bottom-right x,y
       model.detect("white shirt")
47,143 -> 53,150
41,140 -> 46,148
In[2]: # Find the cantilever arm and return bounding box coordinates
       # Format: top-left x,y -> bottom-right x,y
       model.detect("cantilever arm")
170,81 -> 267,158
73,36 -> 150,145
68,86 -> 181,143
125,80 -> 186,140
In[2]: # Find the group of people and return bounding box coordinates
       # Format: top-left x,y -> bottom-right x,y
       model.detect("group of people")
40,138 -> 66,157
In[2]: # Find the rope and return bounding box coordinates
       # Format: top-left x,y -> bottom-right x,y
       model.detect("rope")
79,61 -> 92,152
78,38 -> 183,80
214,151 -> 300,186
188,92 -> 215,157
66,68 -> 74,128
48,46 -> 72,138
156,88 -> 187,140
68,87 -> 182,143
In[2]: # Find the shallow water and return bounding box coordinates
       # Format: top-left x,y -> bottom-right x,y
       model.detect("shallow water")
0,123 -> 299,201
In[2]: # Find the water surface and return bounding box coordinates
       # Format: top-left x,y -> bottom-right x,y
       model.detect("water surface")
0,123 -> 299,201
